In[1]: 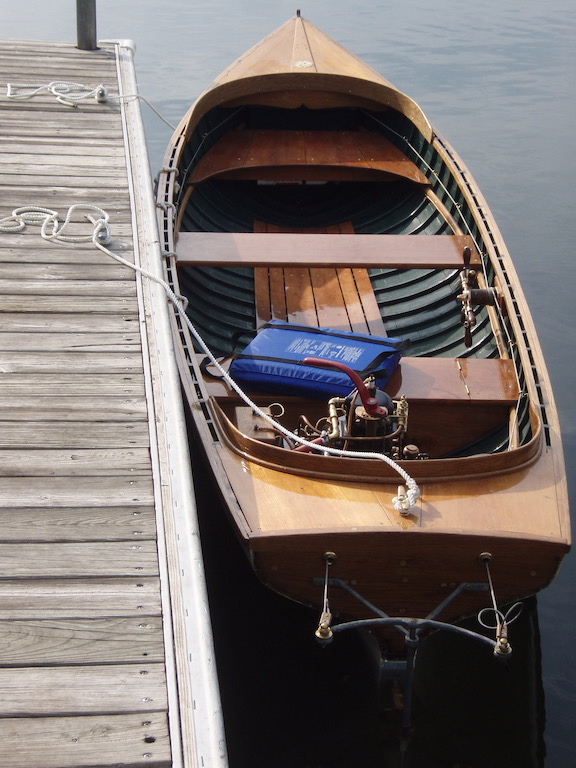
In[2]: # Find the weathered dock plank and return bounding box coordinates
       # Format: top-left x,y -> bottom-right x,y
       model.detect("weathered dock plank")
0,577 -> 161,619
0,541 -> 159,577
0,278 -> 136,296
0,713 -> 171,768
0,152 -> 128,170
0,394 -> 146,419
0,334 -> 141,353
0,262 -> 137,281
0,294 -> 138,313
0,246 -> 135,264
0,350 -> 143,372
0,122 -> 123,140
0,141 -> 127,157
0,475 -> 153,508
0,664 -> 167,716
0,312 -> 138,332
0,421 -> 150,448
0,371 -> 144,394
0,449 -> 151,477
0,617 -> 164,666
0,504 -> 155,538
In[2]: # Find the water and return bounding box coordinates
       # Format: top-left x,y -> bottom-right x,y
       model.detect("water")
3,0 -> 575,763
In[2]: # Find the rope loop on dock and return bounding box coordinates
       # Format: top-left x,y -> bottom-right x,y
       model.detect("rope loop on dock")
6,82 -> 176,128
6,81 -> 107,106
0,205 -> 112,245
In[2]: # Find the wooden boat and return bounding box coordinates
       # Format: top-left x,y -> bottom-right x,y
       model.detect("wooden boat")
155,13 -> 570,658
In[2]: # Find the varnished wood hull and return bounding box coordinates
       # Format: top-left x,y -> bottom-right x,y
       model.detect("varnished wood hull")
156,14 -> 570,649
250,530 -> 564,627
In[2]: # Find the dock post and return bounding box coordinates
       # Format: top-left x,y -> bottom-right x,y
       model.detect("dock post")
77,0 -> 98,50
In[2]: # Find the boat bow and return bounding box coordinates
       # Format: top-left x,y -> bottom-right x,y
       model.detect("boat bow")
180,13 -> 433,142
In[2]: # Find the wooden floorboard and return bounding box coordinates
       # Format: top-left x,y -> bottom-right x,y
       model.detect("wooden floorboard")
0,39 -> 175,768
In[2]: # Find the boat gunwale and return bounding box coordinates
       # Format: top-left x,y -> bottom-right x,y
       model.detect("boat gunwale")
246,524 -> 571,549
431,131 -> 562,449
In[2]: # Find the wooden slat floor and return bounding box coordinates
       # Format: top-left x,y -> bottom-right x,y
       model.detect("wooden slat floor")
0,40 -> 194,768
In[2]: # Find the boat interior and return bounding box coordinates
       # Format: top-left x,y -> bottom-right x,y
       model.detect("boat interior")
170,102 -> 533,468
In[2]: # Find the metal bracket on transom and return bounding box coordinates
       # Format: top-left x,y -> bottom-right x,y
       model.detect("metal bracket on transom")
312,551 -> 522,732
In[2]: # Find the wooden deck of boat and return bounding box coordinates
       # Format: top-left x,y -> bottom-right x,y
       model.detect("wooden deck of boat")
0,40 -> 225,768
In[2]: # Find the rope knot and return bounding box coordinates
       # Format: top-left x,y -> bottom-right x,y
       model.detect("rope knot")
393,480 -> 420,514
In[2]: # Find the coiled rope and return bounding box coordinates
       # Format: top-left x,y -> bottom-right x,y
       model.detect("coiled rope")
0,204 -> 112,244
5,81 -> 176,129
0,205 -> 420,512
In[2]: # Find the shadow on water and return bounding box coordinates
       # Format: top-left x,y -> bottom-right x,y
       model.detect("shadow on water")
189,438 -> 545,768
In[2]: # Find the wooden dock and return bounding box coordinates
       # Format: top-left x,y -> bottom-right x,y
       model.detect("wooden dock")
0,40 -> 226,767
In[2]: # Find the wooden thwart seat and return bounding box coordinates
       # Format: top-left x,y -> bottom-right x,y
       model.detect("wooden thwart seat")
179,227 -> 512,405
199,354 -> 519,405
175,232 -> 480,270
387,356 -> 518,404
175,230 -> 479,336
187,128 -> 430,184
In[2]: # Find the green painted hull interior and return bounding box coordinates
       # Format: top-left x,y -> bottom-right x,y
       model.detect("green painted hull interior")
175,105 -> 530,452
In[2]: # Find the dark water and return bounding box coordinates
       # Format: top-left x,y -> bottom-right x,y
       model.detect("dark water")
4,0 -> 575,764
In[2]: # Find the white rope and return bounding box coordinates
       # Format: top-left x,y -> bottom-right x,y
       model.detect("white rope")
6,81 -> 108,107
0,205 -> 112,244
0,205 -> 420,511
5,81 -> 176,129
